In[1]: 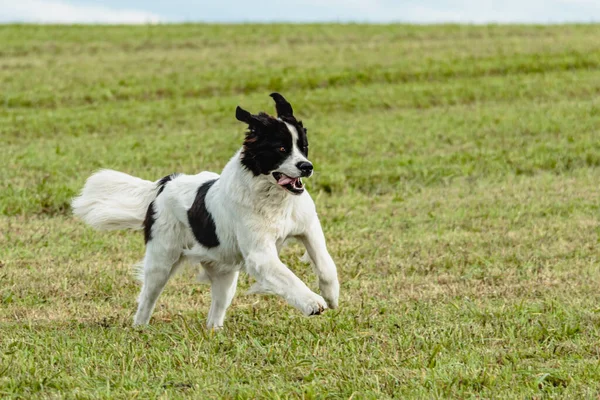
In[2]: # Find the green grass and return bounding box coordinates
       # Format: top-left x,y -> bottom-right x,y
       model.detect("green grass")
1,23 -> 600,398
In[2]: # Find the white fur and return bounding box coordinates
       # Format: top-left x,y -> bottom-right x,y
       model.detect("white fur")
71,169 -> 158,231
73,143 -> 340,329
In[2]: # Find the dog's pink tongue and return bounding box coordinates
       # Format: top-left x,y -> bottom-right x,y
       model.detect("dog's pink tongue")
277,175 -> 294,185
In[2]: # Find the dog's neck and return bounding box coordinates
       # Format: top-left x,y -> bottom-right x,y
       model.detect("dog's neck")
219,149 -> 293,214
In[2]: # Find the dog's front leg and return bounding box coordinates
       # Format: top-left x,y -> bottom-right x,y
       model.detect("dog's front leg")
245,247 -> 328,316
299,218 -> 340,309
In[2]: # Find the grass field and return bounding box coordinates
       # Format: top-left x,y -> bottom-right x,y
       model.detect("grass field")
1,23 -> 600,398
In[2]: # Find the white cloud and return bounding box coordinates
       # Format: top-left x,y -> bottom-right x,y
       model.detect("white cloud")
0,0 -> 161,24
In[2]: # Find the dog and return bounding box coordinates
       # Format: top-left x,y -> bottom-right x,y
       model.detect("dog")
72,93 -> 340,328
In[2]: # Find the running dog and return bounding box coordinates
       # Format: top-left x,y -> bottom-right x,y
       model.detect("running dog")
72,93 -> 340,328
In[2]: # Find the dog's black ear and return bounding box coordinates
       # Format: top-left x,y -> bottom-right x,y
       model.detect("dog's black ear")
270,93 -> 294,118
236,106 -> 254,124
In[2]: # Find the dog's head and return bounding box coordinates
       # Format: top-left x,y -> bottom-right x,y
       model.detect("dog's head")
236,93 -> 312,195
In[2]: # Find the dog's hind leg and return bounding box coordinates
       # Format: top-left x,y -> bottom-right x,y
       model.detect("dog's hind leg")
133,242 -> 182,326
204,267 -> 239,329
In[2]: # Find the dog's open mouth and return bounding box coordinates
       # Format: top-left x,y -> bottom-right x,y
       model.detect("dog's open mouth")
273,172 -> 304,194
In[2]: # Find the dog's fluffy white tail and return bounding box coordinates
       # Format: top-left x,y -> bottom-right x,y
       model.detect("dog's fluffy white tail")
72,169 -> 158,231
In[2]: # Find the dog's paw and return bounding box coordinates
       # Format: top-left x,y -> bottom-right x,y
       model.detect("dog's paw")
320,280 -> 340,309
298,292 -> 328,316
206,322 -> 224,331
324,296 -> 338,310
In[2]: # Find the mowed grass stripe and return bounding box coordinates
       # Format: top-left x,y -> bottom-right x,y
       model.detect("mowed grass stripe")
3,48 -> 600,108
3,68 -> 600,141
1,23 -> 599,54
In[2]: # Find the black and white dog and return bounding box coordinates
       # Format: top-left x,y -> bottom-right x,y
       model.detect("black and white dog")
72,93 -> 340,328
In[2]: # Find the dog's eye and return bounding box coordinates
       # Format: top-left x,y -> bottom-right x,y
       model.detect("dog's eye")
278,146 -> 287,153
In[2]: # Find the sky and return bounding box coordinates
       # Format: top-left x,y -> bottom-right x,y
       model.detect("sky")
0,0 -> 599,24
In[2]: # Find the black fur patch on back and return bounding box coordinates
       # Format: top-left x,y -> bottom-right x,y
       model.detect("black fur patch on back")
187,179 -> 220,248
143,173 -> 178,244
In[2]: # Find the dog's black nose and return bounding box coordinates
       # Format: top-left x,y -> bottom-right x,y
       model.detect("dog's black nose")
297,161 -> 313,176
